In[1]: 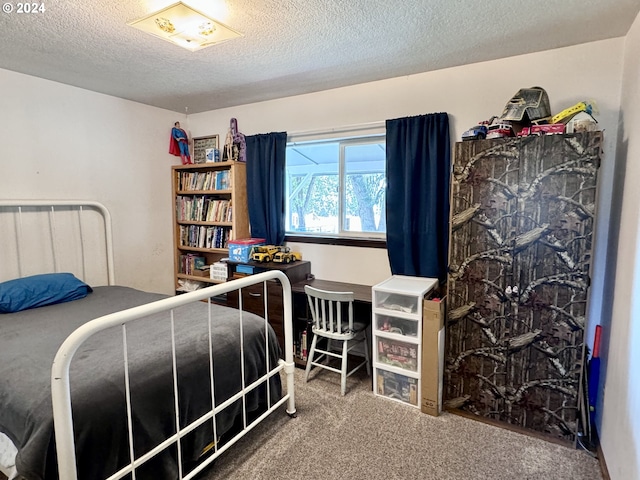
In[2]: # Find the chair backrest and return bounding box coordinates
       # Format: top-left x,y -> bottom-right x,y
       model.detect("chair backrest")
305,285 -> 355,337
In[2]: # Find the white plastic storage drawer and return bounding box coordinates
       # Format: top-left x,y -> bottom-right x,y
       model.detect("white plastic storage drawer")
375,369 -> 419,406
375,336 -> 419,372
374,314 -> 419,338
373,275 -> 438,316
374,291 -> 422,315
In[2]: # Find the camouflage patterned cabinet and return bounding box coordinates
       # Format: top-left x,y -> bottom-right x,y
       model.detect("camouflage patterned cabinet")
445,132 -> 602,443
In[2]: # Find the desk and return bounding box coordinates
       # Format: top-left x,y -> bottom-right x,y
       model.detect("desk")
291,278 -> 372,304
291,278 -> 372,369
227,260 -> 311,354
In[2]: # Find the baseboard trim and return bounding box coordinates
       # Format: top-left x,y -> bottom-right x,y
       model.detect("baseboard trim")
597,441 -> 611,480
446,408 -> 574,448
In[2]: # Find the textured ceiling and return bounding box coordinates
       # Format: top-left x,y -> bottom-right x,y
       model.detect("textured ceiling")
1,0 -> 639,114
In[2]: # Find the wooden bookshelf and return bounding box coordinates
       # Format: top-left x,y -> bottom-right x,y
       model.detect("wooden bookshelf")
171,162 -> 250,292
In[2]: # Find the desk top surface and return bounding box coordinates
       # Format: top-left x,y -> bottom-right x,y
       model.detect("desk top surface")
291,278 -> 372,303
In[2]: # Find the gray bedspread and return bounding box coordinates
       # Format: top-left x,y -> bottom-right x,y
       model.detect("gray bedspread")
0,286 -> 282,480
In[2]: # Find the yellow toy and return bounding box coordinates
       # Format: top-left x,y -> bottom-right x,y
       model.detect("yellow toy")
551,101 -> 595,125
273,247 -> 302,264
250,245 -> 302,263
251,245 -> 281,263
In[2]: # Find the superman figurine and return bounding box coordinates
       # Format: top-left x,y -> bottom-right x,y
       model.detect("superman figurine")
169,121 -> 192,164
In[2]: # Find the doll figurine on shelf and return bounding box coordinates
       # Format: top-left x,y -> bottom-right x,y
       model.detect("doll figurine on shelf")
169,121 -> 192,164
223,127 -> 234,162
231,118 -> 246,163
222,118 -> 246,162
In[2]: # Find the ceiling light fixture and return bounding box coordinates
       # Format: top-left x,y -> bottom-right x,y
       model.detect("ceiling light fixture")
128,1 -> 242,52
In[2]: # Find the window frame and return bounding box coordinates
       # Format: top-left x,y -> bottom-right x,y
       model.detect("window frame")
284,234 -> 387,248
284,131 -> 387,244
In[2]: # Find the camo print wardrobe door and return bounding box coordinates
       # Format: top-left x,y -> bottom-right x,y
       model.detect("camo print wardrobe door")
445,132 -> 602,443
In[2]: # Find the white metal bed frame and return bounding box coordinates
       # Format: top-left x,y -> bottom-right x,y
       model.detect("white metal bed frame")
0,200 -> 296,480
0,199 -> 115,285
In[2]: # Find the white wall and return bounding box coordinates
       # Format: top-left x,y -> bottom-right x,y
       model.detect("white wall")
599,11 -> 640,480
190,39 -> 624,310
0,68 -> 179,294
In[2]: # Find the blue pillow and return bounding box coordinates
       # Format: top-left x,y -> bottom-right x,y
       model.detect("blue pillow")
0,273 -> 93,313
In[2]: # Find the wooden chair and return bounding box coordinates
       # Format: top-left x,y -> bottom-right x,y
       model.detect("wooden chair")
304,285 -> 371,395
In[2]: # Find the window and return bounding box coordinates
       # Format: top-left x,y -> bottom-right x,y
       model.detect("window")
285,134 -> 386,239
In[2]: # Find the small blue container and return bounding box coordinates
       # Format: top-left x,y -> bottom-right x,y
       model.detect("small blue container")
235,264 -> 255,275
228,238 -> 265,263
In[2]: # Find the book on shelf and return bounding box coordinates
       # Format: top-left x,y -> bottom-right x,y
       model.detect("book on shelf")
179,254 -> 206,275
293,320 -> 313,362
177,170 -> 231,192
198,226 -> 206,248
215,171 -> 230,190
180,225 -> 230,249
176,196 -> 232,223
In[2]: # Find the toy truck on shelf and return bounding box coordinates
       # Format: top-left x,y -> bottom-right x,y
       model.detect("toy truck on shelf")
273,247 -> 302,264
517,123 -> 565,137
461,124 -> 488,141
486,123 -> 515,139
251,245 -> 281,263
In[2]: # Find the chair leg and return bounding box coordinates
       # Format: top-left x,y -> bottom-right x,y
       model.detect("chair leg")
363,329 -> 371,376
305,334 -> 319,383
341,339 -> 348,396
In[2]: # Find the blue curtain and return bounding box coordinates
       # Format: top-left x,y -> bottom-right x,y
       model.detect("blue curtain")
385,113 -> 451,280
245,132 -> 287,245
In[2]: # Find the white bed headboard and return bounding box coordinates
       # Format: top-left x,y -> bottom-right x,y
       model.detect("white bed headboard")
0,200 -> 115,285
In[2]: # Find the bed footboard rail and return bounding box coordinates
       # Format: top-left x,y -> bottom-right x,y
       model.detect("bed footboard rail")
51,270 -> 296,480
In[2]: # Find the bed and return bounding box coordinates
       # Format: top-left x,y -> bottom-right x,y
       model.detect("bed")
0,200 -> 296,480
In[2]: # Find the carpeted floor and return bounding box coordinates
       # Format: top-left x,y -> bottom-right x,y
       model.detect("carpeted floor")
200,368 -> 603,480
0,368 -> 603,480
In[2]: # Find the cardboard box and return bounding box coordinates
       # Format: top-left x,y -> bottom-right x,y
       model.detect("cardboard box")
228,238 -> 265,263
421,292 -> 446,416
192,267 -> 210,277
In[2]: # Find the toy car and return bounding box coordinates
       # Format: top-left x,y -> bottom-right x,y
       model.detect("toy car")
486,123 -> 515,139
273,247 -> 302,263
461,125 -> 487,141
251,245 -> 281,263
517,124 -> 565,137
